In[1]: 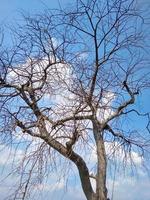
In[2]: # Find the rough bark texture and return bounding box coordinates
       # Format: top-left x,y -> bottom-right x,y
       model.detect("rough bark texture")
93,120 -> 107,200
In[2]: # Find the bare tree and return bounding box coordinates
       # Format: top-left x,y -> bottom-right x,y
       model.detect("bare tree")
0,0 -> 150,200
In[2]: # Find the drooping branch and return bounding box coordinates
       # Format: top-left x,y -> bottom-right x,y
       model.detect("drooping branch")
38,133 -> 95,200
104,123 -> 146,150
14,116 -> 95,200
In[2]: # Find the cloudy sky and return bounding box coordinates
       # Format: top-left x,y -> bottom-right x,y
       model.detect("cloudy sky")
0,0 -> 150,200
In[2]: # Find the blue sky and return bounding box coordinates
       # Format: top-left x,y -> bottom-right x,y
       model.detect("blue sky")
0,0 -> 72,25
0,0 -> 150,200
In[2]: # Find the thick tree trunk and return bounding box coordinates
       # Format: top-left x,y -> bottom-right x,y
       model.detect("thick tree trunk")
70,152 -> 96,200
93,120 -> 107,200
40,134 -> 96,200
96,138 -> 107,200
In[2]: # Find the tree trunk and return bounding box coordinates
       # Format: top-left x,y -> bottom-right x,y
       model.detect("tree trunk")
93,120 -> 107,200
96,138 -> 107,200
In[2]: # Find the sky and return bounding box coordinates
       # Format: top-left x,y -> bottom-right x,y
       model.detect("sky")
0,0 -> 73,25
0,0 -> 150,200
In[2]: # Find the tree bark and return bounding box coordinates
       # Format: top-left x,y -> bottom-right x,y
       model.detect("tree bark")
40,134 -> 96,200
93,120 -> 107,200
69,152 -> 96,200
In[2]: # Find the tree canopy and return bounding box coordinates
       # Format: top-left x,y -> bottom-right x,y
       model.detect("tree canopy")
0,0 -> 150,199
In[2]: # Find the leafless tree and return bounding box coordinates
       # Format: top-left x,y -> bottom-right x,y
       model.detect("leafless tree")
0,0 -> 150,200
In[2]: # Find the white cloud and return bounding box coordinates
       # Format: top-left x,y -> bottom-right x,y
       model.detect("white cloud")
7,57 -> 71,89
107,173 -> 150,200
2,43 -> 149,200
0,140 -> 148,200
84,141 -> 143,169
105,141 -> 143,166
0,144 -> 23,166
35,180 -> 65,191
97,91 -> 115,122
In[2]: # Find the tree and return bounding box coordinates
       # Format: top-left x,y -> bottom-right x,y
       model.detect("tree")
0,0 -> 149,199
